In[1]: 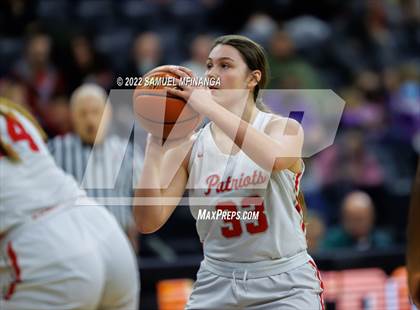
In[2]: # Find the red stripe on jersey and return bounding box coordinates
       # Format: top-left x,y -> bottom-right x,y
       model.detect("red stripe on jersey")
295,201 -> 305,231
295,203 -> 302,214
308,260 -> 325,310
4,241 -> 21,301
294,172 -> 302,193
293,172 -> 305,232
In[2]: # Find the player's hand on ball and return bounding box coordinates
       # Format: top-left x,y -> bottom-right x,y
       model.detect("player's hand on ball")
165,70 -> 216,117
145,65 -> 194,79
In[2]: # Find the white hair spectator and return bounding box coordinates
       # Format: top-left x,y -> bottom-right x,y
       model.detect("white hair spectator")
70,84 -> 107,107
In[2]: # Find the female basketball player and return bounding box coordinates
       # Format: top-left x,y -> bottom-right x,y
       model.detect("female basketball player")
0,98 -> 139,309
134,35 -> 324,309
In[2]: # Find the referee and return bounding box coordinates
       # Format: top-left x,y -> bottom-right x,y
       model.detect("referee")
49,84 -> 143,251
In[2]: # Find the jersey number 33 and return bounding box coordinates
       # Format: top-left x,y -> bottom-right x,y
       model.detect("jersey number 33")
216,195 -> 268,238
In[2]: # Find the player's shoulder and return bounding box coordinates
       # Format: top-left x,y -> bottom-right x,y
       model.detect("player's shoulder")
264,112 -> 303,135
0,97 -> 48,162
265,112 -> 293,125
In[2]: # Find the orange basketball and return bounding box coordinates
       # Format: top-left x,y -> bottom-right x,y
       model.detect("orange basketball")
133,70 -> 200,140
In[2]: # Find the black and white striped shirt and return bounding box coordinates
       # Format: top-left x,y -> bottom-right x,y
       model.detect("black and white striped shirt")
48,133 -> 143,231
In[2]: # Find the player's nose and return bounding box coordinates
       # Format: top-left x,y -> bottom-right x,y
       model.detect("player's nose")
205,66 -> 218,80
206,71 -> 219,82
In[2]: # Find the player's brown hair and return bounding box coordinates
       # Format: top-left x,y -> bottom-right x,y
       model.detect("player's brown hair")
0,97 -> 47,162
211,35 -> 270,111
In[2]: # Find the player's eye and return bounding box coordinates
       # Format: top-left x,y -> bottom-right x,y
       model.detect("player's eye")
220,63 -> 230,69
206,63 -> 213,69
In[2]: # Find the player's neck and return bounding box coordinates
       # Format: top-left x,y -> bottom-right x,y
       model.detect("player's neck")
224,96 -> 257,121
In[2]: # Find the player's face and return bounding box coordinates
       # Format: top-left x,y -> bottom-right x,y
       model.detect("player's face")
71,96 -> 110,145
205,44 -> 253,106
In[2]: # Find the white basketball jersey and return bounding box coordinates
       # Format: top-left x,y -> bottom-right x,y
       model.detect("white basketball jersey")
0,101 -> 84,234
188,111 -> 307,262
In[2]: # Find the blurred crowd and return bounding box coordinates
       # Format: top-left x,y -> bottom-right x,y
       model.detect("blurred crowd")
0,0 -> 419,257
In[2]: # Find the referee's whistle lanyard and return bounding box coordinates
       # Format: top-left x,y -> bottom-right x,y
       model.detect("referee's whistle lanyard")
232,269 -> 249,297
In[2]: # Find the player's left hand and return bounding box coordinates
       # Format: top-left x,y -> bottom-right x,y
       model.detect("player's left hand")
165,71 -> 216,117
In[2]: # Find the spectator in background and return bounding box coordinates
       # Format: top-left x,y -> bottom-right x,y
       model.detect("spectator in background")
128,32 -> 163,77
0,78 -> 28,109
353,0 -> 399,70
353,70 -> 386,105
44,92 -> 72,135
399,0 -> 420,59
315,128 -> 385,223
323,191 -> 393,251
340,76 -> 387,138
340,130 -> 384,187
0,80 -> 71,137
11,32 -> 66,136
305,211 -> 326,255
48,84 -> 143,252
240,13 -> 277,48
267,29 -> 323,89
0,0 -> 36,37
67,34 -> 113,92
181,34 -> 213,77
388,63 -> 420,146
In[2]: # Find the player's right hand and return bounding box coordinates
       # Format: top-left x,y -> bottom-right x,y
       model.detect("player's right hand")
144,65 -> 195,79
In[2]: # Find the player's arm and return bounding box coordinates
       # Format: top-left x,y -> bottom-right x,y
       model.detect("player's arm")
192,102 -> 303,173
133,135 -> 193,234
167,77 -> 303,174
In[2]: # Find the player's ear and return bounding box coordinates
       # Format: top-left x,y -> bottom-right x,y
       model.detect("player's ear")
247,70 -> 261,89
